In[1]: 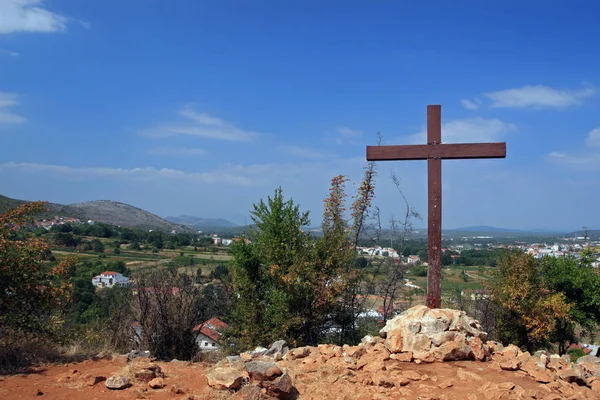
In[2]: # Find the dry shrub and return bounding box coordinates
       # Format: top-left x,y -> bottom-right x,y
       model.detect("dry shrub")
0,330 -> 62,374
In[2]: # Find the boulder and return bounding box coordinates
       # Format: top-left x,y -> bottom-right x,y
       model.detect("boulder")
265,340 -> 289,357
148,377 -> 165,389
288,347 -> 310,360
245,361 -> 283,382
206,367 -> 248,390
126,350 -> 151,361
264,372 -> 294,398
379,305 -> 487,362
105,375 -> 130,390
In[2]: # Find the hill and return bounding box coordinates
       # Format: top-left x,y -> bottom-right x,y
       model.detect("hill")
166,215 -> 237,229
0,194 -> 27,212
0,195 -> 184,232
67,200 -> 183,231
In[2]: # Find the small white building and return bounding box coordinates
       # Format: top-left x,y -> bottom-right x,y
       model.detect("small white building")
92,271 -> 130,288
194,317 -> 230,350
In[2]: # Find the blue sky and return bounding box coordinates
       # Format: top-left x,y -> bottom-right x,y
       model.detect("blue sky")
1,0 -> 599,230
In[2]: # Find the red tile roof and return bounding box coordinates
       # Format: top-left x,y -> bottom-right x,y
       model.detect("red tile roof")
101,271 -> 118,276
193,317 -> 230,342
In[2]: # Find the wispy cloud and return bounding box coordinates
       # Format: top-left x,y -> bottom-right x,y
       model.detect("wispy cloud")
408,117 -> 515,144
279,145 -> 336,159
0,0 -> 70,34
485,85 -> 596,109
548,152 -> 600,170
0,49 -> 19,56
585,128 -> 600,148
0,92 -> 26,124
460,98 -> 481,110
548,127 -> 600,170
337,126 -> 362,137
139,105 -> 260,141
0,162 -> 255,186
148,147 -> 207,157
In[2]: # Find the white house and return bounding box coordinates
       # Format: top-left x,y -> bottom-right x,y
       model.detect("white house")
92,271 -> 131,288
194,317 -> 230,350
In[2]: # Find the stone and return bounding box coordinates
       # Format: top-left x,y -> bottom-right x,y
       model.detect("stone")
379,305 -> 487,362
390,352 -> 413,362
148,377 -> 165,389
468,337 -> 486,361
206,367 -> 248,390
226,355 -> 241,363
438,379 -> 454,388
499,358 -> 521,371
106,375 -> 130,390
245,361 -> 283,382
251,346 -> 269,358
519,360 -> 554,383
577,355 -> 600,365
264,372 -> 294,398
371,372 -> 395,388
126,350 -> 151,361
402,370 -> 423,381
170,384 -> 187,394
432,341 -> 472,362
499,344 -> 520,359
134,369 -> 156,382
265,340 -> 289,357
289,347 -> 310,360
344,346 -> 366,359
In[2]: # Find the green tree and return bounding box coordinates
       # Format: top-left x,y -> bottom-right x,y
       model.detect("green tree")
91,239 -> 105,253
486,251 -> 571,352
0,203 -> 75,338
542,255 -> 600,354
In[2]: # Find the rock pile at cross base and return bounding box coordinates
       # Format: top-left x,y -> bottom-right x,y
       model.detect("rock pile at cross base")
206,305 -> 600,399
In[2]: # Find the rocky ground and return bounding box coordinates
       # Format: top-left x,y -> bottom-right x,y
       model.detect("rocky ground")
1,306 -> 599,399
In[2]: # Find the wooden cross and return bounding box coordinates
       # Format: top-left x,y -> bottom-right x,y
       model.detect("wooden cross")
366,105 -> 506,308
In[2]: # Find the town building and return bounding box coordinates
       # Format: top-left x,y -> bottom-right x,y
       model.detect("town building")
194,317 -> 230,350
92,271 -> 131,288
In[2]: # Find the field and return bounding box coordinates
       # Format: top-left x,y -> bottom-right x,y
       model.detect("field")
51,236 -> 233,277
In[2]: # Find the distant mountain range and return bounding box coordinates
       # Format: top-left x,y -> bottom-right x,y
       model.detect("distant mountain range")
165,215 -> 238,229
0,195 -> 184,232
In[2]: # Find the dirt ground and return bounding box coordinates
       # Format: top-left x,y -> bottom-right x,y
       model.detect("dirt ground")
1,353 -> 596,400
0,357 -> 209,400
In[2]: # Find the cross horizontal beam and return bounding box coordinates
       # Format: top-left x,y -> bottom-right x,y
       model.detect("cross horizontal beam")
366,142 -> 507,161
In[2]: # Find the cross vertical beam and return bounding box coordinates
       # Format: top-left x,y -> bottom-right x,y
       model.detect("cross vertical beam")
426,105 -> 442,309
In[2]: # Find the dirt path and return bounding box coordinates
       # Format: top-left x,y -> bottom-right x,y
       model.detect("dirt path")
0,358 -> 208,400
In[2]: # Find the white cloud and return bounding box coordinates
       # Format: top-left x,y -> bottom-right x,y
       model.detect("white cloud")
337,126 -> 362,137
140,106 -> 260,141
0,162 -> 256,186
0,0 -> 69,34
548,151 -> 600,170
408,117 -> 515,144
0,92 -> 26,124
148,147 -> 207,157
548,127 -> 600,170
485,85 -> 596,109
0,49 -> 19,56
279,145 -> 335,159
585,128 -> 600,148
460,98 -> 481,110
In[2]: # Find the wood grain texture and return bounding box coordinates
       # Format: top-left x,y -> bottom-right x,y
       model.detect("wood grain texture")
366,142 -> 506,161
427,105 -> 442,309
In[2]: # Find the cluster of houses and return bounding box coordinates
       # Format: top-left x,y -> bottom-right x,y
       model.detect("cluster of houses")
34,216 -> 82,230
210,235 -> 251,246
356,246 -> 423,265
